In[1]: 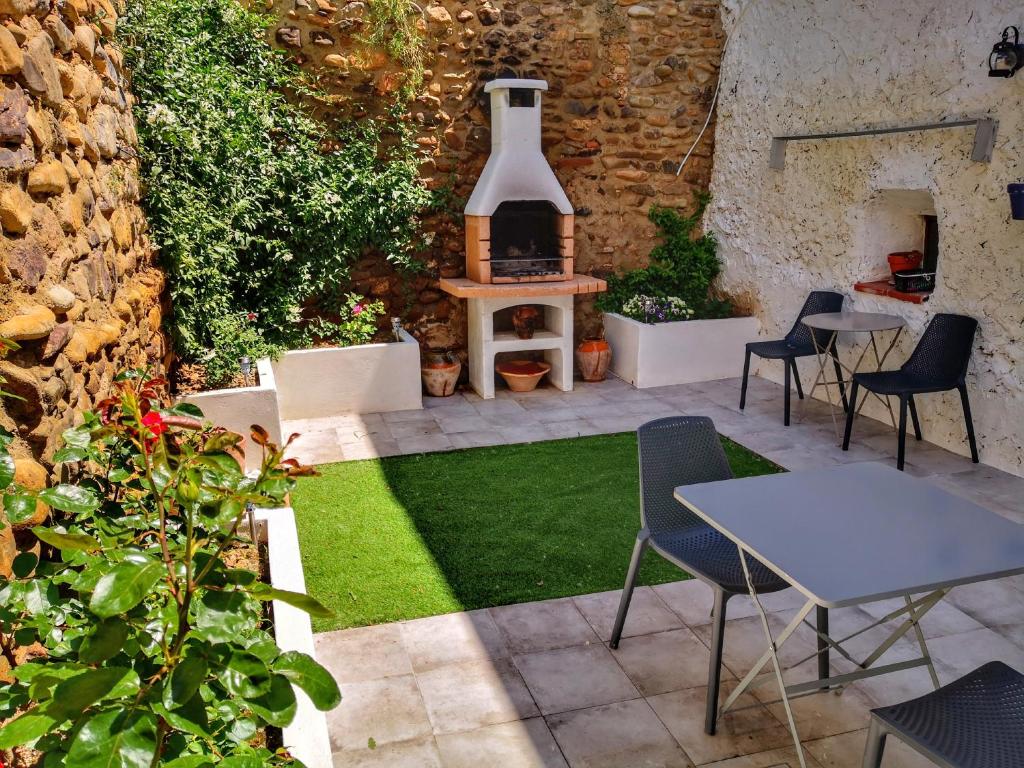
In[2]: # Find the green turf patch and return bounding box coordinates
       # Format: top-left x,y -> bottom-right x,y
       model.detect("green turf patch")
292,432 -> 781,632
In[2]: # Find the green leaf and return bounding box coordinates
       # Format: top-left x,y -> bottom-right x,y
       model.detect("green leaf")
79,618 -> 130,664
48,667 -> 140,720
3,492 -> 38,525
89,560 -> 166,617
162,656 -> 208,709
32,526 -> 101,551
0,451 -> 15,488
162,758 -> 214,768
273,651 -> 341,711
246,673 -> 297,727
157,692 -> 210,738
221,651 -> 270,699
11,551 -> 38,577
165,402 -> 204,419
38,484 -> 101,514
61,424 -> 93,449
64,709 -> 158,768
219,756 -> 263,768
249,586 -> 333,618
0,709 -> 61,749
195,590 -> 256,643
52,445 -> 88,463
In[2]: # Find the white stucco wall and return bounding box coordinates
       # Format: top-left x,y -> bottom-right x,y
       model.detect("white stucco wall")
706,0 -> 1024,476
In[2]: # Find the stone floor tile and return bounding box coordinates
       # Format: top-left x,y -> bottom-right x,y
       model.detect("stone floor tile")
332,736 -> 443,767
545,419 -> 605,439
434,718 -> 568,768
471,397 -> 529,416
698,744 -> 826,767
653,580 -> 716,627
416,657 -> 539,735
333,413 -> 389,444
847,643 -> 953,706
490,597 -> 600,654
943,577 -> 1024,628
573,586 -> 683,641
448,430 -> 504,449
547,699 -> 693,768
315,623 -> 412,683
994,622 -> 1024,652
387,419 -> 444,439
755,673 -> 876,741
400,609 -> 508,673
926,627 -> 1024,678
285,430 -> 344,465
610,627 -> 730,697
396,433 -> 454,454
805,728 -> 935,768
514,644 -> 640,715
498,425 -> 557,444
858,595 -> 984,641
424,395 -> 478,413
381,408 -> 438,424
811,605 -> 916,666
647,682 -> 793,765
327,675 -> 433,751
436,414 -> 494,434
689,612 -> 826,682
341,439 -> 401,461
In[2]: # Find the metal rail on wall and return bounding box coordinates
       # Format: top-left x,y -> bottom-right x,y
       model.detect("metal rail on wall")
768,117 -> 999,170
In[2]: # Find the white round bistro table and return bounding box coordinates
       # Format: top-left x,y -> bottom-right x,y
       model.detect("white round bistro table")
800,311 -> 907,436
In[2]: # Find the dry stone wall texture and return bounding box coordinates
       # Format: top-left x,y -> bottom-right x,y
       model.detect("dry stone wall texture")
0,0 -> 165,506
707,0 -> 1024,475
270,0 -> 724,349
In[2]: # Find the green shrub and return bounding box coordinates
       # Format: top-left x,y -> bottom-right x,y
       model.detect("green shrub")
0,374 -> 338,764
204,312 -> 280,389
120,0 -> 431,369
596,194 -> 733,320
302,294 -> 386,349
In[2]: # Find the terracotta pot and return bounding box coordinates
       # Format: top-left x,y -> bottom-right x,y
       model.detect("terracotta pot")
887,250 -> 922,274
512,306 -> 540,339
495,359 -> 550,393
576,337 -> 611,382
421,352 -> 461,397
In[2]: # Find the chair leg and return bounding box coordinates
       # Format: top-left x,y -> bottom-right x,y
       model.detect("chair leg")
816,606 -> 829,684
790,359 -> 804,400
897,394 -> 908,471
704,589 -> 730,735
740,349 -> 751,411
907,394 -> 923,440
783,357 -> 792,427
842,381 -> 859,450
832,351 -> 850,412
609,530 -> 650,650
959,385 -> 979,464
861,717 -> 888,768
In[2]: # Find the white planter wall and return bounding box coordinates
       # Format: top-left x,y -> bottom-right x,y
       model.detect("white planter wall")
603,313 -> 760,388
273,329 -> 422,421
254,507 -> 332,768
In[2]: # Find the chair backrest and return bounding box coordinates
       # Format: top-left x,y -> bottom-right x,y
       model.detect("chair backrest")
902,313 -> 977,385
637,417 -> 732,536
785,290 -> 845,349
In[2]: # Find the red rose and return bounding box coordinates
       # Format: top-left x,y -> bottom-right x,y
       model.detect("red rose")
140,411 -> 168,451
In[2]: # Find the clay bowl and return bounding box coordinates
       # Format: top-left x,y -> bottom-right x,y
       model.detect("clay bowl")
495,359 -> 551,393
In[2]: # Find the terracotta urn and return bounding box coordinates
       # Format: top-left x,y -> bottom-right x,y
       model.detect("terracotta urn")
576,337 -> 611,382
512,306 -> 540,339
421,351 -> 461,397
495,359 -> 550,393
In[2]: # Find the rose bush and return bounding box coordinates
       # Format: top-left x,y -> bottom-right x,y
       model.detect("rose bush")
0,372 -> 339,766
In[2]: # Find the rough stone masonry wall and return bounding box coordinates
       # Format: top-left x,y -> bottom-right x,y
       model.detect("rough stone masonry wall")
0,0 -> 165,557
271,0 -> 724,349
707,0 -> 1024,476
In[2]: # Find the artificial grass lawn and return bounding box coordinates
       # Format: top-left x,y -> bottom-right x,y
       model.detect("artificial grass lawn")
292,432 -> 781,632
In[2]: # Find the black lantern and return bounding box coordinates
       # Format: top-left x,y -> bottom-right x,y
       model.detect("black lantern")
989,26 -> 1023,77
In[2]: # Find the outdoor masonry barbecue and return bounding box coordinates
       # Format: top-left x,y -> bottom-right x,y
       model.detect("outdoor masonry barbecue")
440,78 -> 606,398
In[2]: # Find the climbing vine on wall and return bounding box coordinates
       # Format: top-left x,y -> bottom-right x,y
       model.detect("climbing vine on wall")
120,0 -> 431,386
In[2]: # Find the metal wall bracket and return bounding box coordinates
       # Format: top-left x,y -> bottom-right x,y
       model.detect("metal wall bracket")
768,117 -> 998,170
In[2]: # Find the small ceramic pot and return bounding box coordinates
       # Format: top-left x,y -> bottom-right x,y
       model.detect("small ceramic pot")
576,337 -> 611,382
495,359 -> 550,392
512,306 -> 540,339
421,351 -> 461,397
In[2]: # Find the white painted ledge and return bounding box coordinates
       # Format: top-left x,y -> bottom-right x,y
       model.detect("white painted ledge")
254,507 -> 332,768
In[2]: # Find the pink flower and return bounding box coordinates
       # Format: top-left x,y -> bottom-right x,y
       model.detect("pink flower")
246,312 -> 257,322
352,304 -> 363,315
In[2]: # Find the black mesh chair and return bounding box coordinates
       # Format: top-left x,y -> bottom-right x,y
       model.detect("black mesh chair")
843,313 -> 979,471
862,661 -> 1024,768
609,417 -> 828,735
740,291 -> 848,426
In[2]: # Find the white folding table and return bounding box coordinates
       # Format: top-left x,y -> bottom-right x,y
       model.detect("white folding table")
673,462 -> 1024,767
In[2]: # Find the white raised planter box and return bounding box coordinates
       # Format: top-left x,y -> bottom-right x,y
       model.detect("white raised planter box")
254,507 -> 332,768
603,312 -> 760,388
273,329 -> 422,421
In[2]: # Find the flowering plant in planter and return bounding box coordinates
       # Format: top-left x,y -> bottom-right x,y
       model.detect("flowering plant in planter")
620,295 -> 695,324
303,293 -> 386,348
0,373 -> 339,765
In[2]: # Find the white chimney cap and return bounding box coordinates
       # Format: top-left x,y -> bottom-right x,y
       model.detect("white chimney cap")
484,79 -> 549,93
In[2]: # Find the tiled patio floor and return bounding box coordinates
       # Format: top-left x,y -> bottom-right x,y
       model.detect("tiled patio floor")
295,375 -> 1024,767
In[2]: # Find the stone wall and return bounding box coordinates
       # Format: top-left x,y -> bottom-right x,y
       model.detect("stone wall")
270,0 -> 724,349
707,0 -> 1024,475
0,0 -> 165,513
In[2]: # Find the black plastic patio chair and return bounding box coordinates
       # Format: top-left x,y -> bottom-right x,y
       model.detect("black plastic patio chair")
740,290 -> 848,426
862,661 -> 1024,768
842,313 -> 979,471
609,416 -> 830,735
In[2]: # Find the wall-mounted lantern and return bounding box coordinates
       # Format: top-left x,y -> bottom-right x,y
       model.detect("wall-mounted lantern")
989,26 -> 1023,77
